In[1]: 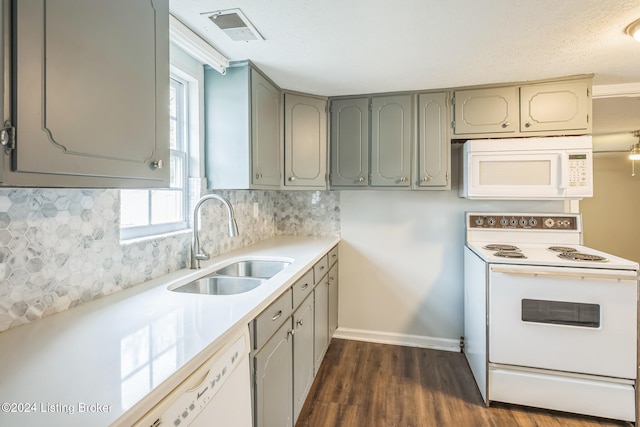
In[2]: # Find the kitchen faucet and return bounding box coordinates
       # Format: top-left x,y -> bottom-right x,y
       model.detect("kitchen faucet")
191,194 -> 239,269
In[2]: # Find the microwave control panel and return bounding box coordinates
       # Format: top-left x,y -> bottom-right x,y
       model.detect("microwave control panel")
568,153 -> 589,187
469,215 -> 578,230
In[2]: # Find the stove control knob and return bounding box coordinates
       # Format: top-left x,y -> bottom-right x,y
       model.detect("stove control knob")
519,218 -> 528,227
529,218 -> 538,227
500,218 -> 508,226
544,218 -> 555,228
474,218 -> 484,226
509,218 -> 517,226
487,217 -> 496,226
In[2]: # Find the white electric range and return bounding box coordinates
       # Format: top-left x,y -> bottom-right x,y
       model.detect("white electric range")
464,212 -> 639,423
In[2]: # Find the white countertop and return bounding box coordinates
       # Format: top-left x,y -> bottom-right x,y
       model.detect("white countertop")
0,236 -> 339,427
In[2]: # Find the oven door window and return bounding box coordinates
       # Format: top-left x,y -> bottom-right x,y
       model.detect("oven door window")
521,299 -> 600,328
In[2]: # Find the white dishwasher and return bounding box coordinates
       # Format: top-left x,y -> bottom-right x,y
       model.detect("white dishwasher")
134,327 -> 252,427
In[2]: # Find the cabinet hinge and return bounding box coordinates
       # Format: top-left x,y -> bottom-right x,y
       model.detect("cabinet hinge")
0,121 -> 16,153
451,96 -> 456,106
329,104 -> 332,114
451,120 -> 456,129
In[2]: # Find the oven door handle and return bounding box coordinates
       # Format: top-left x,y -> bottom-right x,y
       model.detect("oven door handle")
491,267 -> 637,282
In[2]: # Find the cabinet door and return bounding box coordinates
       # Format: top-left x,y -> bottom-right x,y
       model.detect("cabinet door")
254,319 -> 293,427
417,92 -> 450,188
293,295 -> 314,423
520,80 -> 591,133
371,95 -> 412,187
12,0 -> 169,186
453,87 -> 518,135
328,263 -> 339,337
330,98 -> 369,186
313,276 -> 330,375
251,69 -> 281,188
284,94 -> 327,188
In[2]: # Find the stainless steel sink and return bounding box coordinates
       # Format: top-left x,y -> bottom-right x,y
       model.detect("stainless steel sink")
170,276 -> 266,296
213,260 -> 290,279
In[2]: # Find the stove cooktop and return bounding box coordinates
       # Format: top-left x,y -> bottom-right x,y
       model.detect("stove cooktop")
467,242 -> 639,271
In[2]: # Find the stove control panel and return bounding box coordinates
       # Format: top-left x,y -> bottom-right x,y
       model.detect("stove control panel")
469,215 -> 578,230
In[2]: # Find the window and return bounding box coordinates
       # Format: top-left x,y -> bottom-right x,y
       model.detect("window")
120,76 -> 190,239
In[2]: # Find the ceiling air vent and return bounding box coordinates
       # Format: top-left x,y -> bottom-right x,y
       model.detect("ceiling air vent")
206,9 -> 264,42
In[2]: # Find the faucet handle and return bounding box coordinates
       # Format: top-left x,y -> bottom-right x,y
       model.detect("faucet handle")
195,252 -> 210,261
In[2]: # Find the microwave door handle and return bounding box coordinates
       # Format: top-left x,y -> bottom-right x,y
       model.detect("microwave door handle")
559,153 -> 569,189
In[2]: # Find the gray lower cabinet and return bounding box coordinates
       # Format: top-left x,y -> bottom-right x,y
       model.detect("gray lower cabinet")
205,62 -> 281,189
313,275 -> 330,375
293,294 -> 314,422
416,92 -> 450,189
254,319 -> 294,427
329,98 -> 370,187
328,263 -> 339,337
284,93 -> 328,189
4,0 -> 170,187
252,249 -> 338,427
370,94 -> 412,187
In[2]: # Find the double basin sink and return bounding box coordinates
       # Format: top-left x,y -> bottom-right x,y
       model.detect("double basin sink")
169,259 -> 291,296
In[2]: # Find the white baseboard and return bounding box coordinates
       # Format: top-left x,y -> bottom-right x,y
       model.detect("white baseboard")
333,327 -> 461,353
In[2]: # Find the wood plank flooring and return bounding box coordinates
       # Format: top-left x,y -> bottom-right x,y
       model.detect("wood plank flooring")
296,339 -> 632,427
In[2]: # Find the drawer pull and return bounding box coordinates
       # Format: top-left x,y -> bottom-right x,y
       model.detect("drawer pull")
271,310 -> 282,321
297,319 -> 304,327
301,283 -> 309,290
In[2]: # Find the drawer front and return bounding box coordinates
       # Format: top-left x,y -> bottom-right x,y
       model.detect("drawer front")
254,288 -> 293,350
292,269 -> 314,309
328,245 -> 338,267
313,255 -> 329,284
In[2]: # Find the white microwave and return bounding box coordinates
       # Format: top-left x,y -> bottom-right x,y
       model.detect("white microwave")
460,136 -> 593,200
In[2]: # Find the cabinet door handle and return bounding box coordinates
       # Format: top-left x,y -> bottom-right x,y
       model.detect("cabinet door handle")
255,173 -> 262,180
400,176 -> 407,182
151,160 -> 164,169
422,176 -> 430,182
297,319 -> 303,327
301,283 -> 309,290
271,310 -> 282,321
286,329 -> 294,342
319,266 -> 325,271
358,176 -> 365,182
525,122 -> 532,128
501,122 -> 510,128
288,176 -> 296,182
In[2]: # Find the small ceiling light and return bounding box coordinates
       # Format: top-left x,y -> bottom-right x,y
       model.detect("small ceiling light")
626,18 -> 640,41
630,131 -> 640,176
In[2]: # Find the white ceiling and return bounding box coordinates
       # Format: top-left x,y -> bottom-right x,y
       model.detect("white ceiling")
169,0 -> 640,135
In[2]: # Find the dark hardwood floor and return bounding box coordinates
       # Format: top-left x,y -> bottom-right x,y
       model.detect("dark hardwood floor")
296,339 -> 631,427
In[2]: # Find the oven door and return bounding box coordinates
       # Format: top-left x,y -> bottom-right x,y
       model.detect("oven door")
489,264 -> 637,379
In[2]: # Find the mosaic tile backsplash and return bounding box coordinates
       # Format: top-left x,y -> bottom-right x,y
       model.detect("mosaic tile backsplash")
0,188 -> 340,332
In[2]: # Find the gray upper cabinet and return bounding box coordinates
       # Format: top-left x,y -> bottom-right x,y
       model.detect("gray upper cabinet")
520,80 -> 591,133
453,87 -> 518,135
416,92 -> 450,189
329,98 -> 369,187
205,62 -> 281,190
4,0 -> 169,188
284,93 -> 327,189
370,95 -> 412,187
251,69 -> 282,187
453,77 -> 592,138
